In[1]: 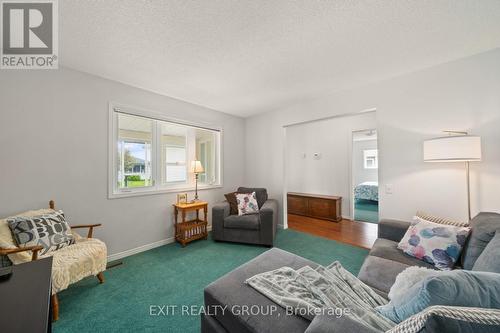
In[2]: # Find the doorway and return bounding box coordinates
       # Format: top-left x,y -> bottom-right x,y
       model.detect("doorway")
352,129 -> 379,223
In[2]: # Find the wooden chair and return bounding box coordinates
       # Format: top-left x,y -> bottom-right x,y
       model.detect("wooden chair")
0,200 -> 108,321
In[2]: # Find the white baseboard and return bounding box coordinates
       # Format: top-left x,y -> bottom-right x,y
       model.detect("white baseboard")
107,225 -> 212,262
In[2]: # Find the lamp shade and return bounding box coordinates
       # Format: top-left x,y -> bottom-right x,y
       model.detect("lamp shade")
191,160 -> 205,173
423,135 -> 481,162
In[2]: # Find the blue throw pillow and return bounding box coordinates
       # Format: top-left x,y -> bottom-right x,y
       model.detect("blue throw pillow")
376,270 -> 500,323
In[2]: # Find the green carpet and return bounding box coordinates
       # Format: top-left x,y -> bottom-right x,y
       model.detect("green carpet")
354,199 -> 379,223
53,229 -> 368,333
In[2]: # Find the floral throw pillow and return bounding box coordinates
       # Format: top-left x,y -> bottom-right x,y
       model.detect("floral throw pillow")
236,192 -> 259,216
397,217 -> 471,270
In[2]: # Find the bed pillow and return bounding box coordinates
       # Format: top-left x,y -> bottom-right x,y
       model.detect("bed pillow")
236,192 -> 259,216
7,210 -> 74,255
397,217 -> 471,270
376,270 -> 500,323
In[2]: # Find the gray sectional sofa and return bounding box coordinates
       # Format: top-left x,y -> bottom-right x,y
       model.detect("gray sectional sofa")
202,212 -> 500,333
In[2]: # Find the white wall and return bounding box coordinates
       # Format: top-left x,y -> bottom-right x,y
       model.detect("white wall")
0,68 -> 245,258
245,48 -> 500,224
286,112 -> 377,218
352,138 -> 378,187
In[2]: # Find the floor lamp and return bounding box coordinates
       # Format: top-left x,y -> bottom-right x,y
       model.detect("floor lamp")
423,132 -> 482,221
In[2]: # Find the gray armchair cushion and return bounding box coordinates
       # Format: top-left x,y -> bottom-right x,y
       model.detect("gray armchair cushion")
237,187 -> 268,208
378,219 -> 411,242
224,214 -> 260,230
305,313 -> 381,333
472,232 -> 500,273
462,212 -> 500,270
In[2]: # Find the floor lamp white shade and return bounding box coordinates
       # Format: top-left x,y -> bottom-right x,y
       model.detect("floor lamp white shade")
424,136 -> 482,162
423,135 -> 482,221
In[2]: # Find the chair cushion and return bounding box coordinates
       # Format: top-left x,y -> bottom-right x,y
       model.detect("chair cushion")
224,192 -> 238,215
224,214 -> 260,230
472,232 -> 500,273
235,192 -> 259,216
7,210 -> 75,256
370,238 -> 436,269
462,212 -> 500,270
237,187 -> 268,208
397,218 -> 471,270
45,237 -> 107,294
1,209 -> 56,264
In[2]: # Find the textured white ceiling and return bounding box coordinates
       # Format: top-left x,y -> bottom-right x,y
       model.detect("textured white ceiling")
60,1 -> 500,117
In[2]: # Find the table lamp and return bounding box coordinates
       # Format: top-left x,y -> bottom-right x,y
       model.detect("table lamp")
191,160 -> 205,201
423,131 -> 482,221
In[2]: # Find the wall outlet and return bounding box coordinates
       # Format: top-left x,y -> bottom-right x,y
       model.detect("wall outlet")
385,184 -> 393,194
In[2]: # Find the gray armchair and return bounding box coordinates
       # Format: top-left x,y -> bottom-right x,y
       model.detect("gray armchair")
212,187 -> 278,247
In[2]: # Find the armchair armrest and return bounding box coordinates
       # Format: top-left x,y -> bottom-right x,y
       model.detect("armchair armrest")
378,219 -> 411,242
212,202 -> 230,240
259,199 -> 278,246
71,223 -> 102,238
0,245 -> 43,261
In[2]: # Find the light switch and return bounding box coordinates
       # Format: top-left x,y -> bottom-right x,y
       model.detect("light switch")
385,184 -> 393,194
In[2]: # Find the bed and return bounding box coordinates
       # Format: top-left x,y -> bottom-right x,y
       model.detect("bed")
354,181 -> 379,202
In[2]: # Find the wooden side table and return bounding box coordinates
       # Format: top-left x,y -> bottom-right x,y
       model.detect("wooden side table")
173,201 -> 208,247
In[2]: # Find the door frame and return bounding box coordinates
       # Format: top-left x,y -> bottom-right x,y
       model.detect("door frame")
282,109 -> 377,229
350,128 -> 379,222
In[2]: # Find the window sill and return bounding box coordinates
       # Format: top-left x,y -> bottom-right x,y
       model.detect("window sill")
108,184 -> 223,199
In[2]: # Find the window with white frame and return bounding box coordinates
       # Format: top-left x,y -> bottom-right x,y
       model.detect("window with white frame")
363,149 -> 378,169
110,106 -> 222,197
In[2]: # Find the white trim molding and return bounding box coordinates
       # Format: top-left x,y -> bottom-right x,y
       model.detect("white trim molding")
107,226 -> 212,261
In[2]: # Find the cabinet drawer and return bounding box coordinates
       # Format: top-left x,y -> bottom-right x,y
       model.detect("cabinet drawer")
287,196 -> 307,215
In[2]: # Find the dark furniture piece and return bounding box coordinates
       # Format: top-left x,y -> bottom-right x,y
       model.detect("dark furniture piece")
287,192 -> 342,222
212,187 -> 278,247
0,257 -> 52,333
202,212 -> 500,333
173,201 -> 208,247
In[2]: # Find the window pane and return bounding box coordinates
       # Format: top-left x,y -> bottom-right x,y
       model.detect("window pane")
363,149 -> 378,169
117,113 -> 153,188
161,123 -> 187,184
166,146 -> 187,182
196,129 -> 216,184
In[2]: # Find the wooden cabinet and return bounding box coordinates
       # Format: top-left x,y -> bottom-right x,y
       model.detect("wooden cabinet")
287,192 -> 342,222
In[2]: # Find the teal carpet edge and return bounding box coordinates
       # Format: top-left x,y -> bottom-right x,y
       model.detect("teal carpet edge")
53,229 -> 369,333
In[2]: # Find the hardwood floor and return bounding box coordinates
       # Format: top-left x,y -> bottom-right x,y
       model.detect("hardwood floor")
287,214 -> 378,249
